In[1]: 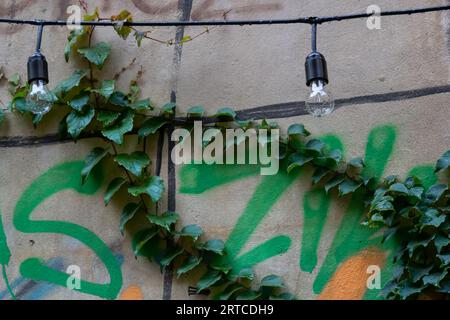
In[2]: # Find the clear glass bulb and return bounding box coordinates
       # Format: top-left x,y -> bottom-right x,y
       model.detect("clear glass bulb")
26,80 -> 53,115
305,80 -> 335,117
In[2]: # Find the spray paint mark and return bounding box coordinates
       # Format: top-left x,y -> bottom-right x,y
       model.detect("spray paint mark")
0,211 -> 15,299
13,161 -> 122,300
179,124 -> 439,299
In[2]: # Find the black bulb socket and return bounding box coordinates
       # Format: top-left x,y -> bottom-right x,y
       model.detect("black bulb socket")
27,52 -> 49,84
305,52 -> 328,86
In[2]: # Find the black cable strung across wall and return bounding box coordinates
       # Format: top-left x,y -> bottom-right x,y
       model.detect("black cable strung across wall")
0,4 -> 449,27
4,3 -> 450,118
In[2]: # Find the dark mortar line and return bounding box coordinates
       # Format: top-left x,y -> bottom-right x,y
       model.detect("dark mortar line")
162,0 -> 193,301
1,84 -> 450,148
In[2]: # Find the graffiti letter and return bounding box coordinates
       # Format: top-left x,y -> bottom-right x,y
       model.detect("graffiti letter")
13,161 -> 122,300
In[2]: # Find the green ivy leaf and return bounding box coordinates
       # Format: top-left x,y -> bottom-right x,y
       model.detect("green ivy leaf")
398,282 -> 422,299
129,99 -> 152,110
215,107 -> 236,119
260,275 -> 285,288
236,290 -> 262,300
437,253 -> 450,267
384,175 -> 399,186
93,80 -> 115,99
406,238 -> 433,258
101,109 -> 134,144
324,175 -> 344,193
198,239 -> 225,255
147,212 -> 179,231
177,224 -> 203,240
288,123 -> 310,137
54,69 -> 88,96
424,184 -> 448,204
109,91 -> 129,107
104,177 -> 127,206
132,227 -> 159,256
187,105 -> 205,118
138,117 -> 168,137
65,28 -> 86,62
197,270 -> 222,292
218,284 -> 245,300
388,183 -> 410,196
160,247 -> 184,268
97,110 -> 121,127
314,149 -> 342,169
405,176 -> 421,188
114,151 -> 150,177
68,92 -> 90,112
348,157 -> 365,168
0,109 -> 4,126
287,153 -> 313,173
312,168 -> 332,185
111,10 -> 133,40
270,293 -> 296,300
66,106 -> 95,139
78,42 -> 111,69
409,264 -> 433,283
304,139 -> 325,156
436,279 -> 450,293
237,268 -> 255,281
338,179 -> 363,197
128,176 -> 165,202
120,202 -> 142,234
408,187 -> 424,202
422,272 -> 447,287
81,147 -> 109,184
161,102 -> 176,115
134,30 -> 144,47
434,233 -> 450,253
421,209 -> 446,230
176,256 -> 202,278
435,150 -> 450,172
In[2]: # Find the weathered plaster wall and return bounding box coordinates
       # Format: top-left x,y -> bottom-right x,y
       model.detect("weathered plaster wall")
0,0 -> 449,300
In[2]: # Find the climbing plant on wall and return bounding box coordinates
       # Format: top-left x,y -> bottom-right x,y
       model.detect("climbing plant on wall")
1,7 -> 449,300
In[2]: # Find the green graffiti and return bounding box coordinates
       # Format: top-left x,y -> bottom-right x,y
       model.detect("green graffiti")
0,212 -> 15,299
13,161 -> 122,300
407,165 -> 437,189
312,125 -> 397,296
179,163 -> 260,194
300,135 -> 344,273
300,189 -> 330,273
179,124 -> 439,299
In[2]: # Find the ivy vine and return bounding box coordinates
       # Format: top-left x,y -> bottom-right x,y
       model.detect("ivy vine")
0,7 -> 449,300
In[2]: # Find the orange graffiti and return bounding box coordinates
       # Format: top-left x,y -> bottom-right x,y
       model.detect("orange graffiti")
119,285 -> 144,300
318,248 -> 387,300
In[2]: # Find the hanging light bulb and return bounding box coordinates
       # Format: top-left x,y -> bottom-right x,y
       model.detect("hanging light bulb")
26,24 -> 53,115
304,24 -> 335,117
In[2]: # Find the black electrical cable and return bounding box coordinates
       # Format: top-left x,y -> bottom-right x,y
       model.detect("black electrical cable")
0,4 -> 449,27
35,23 -> 44,52
311,23 -> 317,52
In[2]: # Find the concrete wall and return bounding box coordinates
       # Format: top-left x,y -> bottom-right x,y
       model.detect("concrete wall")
0,0 -> 449,300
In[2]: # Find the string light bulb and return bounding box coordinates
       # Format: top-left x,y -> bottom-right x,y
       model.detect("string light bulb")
304,23 -> 335,117
26,24 -> 53,115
